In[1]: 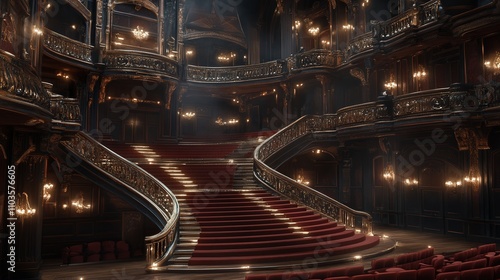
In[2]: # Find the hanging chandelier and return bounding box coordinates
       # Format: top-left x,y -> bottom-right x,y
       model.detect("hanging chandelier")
132,26 -> 149,40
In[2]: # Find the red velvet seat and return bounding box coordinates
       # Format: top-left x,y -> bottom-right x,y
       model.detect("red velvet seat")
116,240 -> 130,259
68,244 -> 84,264
101,240 -> 116,261
477,243 -> 497,255
487,253 -> 500,266
416,267 -> 436,280
370,257 -> 395,272
351,274 -> 375,280
374,271 -> 398,280
461,266 -> 494,280
460,258 -> 487,271
396,269 -> 417,280
86,241 -> 101,262
435,271 -> 461,280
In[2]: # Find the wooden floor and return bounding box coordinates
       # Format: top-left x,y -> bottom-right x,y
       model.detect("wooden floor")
40,225 -> 489,280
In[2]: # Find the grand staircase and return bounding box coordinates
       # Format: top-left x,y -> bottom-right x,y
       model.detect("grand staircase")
101,137 -> 383,271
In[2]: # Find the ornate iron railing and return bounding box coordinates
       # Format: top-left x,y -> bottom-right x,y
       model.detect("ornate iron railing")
103,50 -> 179,78
349,32 -> 374,57
0,51 -> 51,109
187,60 -> 286,83
337,101 -> 381,127
60,132 -> 179,271
291,49 -> 338,71
49,94 -> 82,130
393,88 -> 450,117
421,0 -> 441,25
380,8 -> 419,39
43,29 -> 93,64
254,115 -> 374,234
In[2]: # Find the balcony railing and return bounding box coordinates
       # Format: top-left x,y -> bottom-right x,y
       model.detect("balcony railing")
60,132 -> 179,271
421,0 -> 441,25
393,88 -> 450,117
103,50 -> 179,78
253,83 -> 499,236
290,50 -> 338,71
380,8 -> 419,39
49,94 -> 82,131
43,29 -> 93,64
349,32 -> 374,57
0,51 -> 51,110
254,115 -> 374,235
187,60 -> 286,83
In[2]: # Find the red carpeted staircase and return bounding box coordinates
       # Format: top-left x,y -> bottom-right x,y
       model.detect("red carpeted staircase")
103,139 -> 380,270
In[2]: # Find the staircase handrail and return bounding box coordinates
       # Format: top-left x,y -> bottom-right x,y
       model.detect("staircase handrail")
253,115 -> 373,235
60,131 -> 179,271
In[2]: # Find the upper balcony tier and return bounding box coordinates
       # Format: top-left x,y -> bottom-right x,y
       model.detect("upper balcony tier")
39,0 -> 488,84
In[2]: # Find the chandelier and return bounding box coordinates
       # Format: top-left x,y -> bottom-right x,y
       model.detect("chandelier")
16,192 -> 36,217
383,164 -> 395,184
43,182 -> 54,203
132,26 -> 149,40
72,192 -> 91,214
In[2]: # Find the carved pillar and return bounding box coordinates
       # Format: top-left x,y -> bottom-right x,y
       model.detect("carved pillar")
280,0 -> 294,58
280,82 -> 292,125
340,150 -> 352,205
454,127 -> 490,218
316,74 -> 330,114
8,132 -> 46,279
162,82 -> 177,137
176,86 -> 187,139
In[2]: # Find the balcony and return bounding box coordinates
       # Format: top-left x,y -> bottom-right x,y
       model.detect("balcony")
103,50 -> 178,78
43,29 -> 93,65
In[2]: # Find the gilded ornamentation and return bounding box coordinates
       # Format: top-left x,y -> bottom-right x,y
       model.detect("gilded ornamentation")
349,68 -> 367,86
1,13 -> 16,44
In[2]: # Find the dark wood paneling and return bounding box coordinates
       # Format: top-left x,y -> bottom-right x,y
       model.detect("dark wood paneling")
421,189 -> 442,214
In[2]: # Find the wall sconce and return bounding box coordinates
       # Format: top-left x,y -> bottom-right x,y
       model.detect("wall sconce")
43,182 -> 54,203
463,175 -> 481,190
293,20 -> 301,31
384,74 -> 397,91
445,180 -> 462,193
72,192 -> 91,214
342,24 -> 355,31
182,111 -> 196,119
383,164 -> 395,184
413,65 -> 427,79
296,174 -> 310,185
16,192 -> 36,217
404,178 -> 418,189
484,52 -> 500,74
132,26 -> 149,40
32,25 -> 43,35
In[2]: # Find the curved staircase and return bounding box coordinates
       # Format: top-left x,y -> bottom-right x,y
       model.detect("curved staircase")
102,138 -> 387,271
